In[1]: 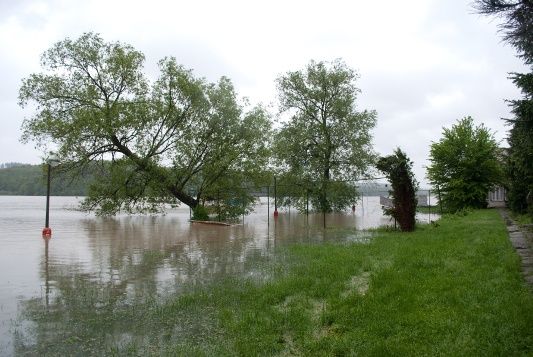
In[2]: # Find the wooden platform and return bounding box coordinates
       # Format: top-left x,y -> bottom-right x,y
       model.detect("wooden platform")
190,220 -> 231,226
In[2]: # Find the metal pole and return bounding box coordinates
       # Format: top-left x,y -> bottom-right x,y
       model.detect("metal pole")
267,185 -> 270,224
274,177 -> 278,217
45,163 -> 51,228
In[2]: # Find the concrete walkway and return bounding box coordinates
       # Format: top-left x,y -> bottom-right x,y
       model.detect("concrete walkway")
499,209 -> 533,287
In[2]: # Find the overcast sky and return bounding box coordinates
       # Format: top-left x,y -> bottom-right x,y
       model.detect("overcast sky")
0,0 -> 527,186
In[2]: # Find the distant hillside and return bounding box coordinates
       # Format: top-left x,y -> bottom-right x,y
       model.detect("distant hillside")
0,164 -> 93,196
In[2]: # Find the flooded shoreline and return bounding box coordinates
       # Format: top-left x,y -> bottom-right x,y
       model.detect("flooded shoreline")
0,196 -> 436,355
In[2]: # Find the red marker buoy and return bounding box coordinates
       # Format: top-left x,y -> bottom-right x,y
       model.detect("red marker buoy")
273,209 -> 279,217
42,227 -> 52,236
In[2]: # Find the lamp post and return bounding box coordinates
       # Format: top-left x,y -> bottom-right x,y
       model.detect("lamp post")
42,153 -> 60,236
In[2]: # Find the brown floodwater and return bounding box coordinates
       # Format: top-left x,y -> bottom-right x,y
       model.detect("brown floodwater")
0,195 -> 436,355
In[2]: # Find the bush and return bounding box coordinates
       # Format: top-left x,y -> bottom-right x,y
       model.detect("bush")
192,205 -> 209,220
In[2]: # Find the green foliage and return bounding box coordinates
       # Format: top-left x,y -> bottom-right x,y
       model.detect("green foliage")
427,116 -> 503,212
474,0 -> 533,65
506,72 -> 533,216
192,205 -> 209,220
274,59 -> 377,212
473,1 -> 533,217
377,148 -> 418,231
19,33 -> 271,216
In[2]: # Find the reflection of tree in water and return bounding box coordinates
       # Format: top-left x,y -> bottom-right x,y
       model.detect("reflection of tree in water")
14,216 -> 274,354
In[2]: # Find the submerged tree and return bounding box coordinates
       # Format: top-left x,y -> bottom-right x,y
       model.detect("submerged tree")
274,59 -> 377,212
427,117 -> 503,212
19,33 -> 271,216
377,148 -> 418,232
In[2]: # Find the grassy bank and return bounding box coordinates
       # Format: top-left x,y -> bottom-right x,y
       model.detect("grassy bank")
416,205 -> 445,214
19,210 -> 533,355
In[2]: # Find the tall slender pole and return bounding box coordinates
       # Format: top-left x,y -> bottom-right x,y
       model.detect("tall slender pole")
267,185 -> 270,224
274,177 -> 278,217
45,163 -> 51,228
42,153 -> 59,236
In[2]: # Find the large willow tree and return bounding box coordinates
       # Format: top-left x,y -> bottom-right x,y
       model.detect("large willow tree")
19,33 -> 271,215
274,59 -> 376,212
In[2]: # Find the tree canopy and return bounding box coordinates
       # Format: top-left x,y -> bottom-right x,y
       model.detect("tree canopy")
473,0 -> 533,216
273,59 -> 377,212
506,73 -> 533,213
427,117 -> 503,212
474,0 -> 533,64
19,33 -> 271,216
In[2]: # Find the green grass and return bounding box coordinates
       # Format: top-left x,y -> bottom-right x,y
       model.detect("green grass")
511,211 -> 533,226
16,210 -> 533,356
416,205 -> 450,215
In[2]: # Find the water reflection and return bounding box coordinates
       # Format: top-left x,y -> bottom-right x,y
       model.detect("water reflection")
43,237 -> 50,309
2,196 -> 436,355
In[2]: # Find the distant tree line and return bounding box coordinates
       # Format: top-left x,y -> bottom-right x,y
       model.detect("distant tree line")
0,162 -> 27,169
0,164 -> 95,196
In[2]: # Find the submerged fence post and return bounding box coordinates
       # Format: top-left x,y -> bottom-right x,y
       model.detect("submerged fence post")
274,176 -> 278,217
267,185 -> 270,225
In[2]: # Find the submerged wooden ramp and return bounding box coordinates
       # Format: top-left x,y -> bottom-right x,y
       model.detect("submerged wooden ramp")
190,220 -> 231,226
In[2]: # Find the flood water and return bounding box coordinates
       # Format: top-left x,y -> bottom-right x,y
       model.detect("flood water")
0,196 -> 437,355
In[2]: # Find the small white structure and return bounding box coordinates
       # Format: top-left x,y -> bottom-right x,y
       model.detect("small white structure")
488,186 -> 507,208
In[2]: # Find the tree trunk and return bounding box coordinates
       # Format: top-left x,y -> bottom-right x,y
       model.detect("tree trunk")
110,134 -> 198,209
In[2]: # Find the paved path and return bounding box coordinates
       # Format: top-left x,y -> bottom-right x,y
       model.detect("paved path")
499,209 -> 533,287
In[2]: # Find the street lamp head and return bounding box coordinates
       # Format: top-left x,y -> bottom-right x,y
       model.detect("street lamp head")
46,152 -> 60,167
